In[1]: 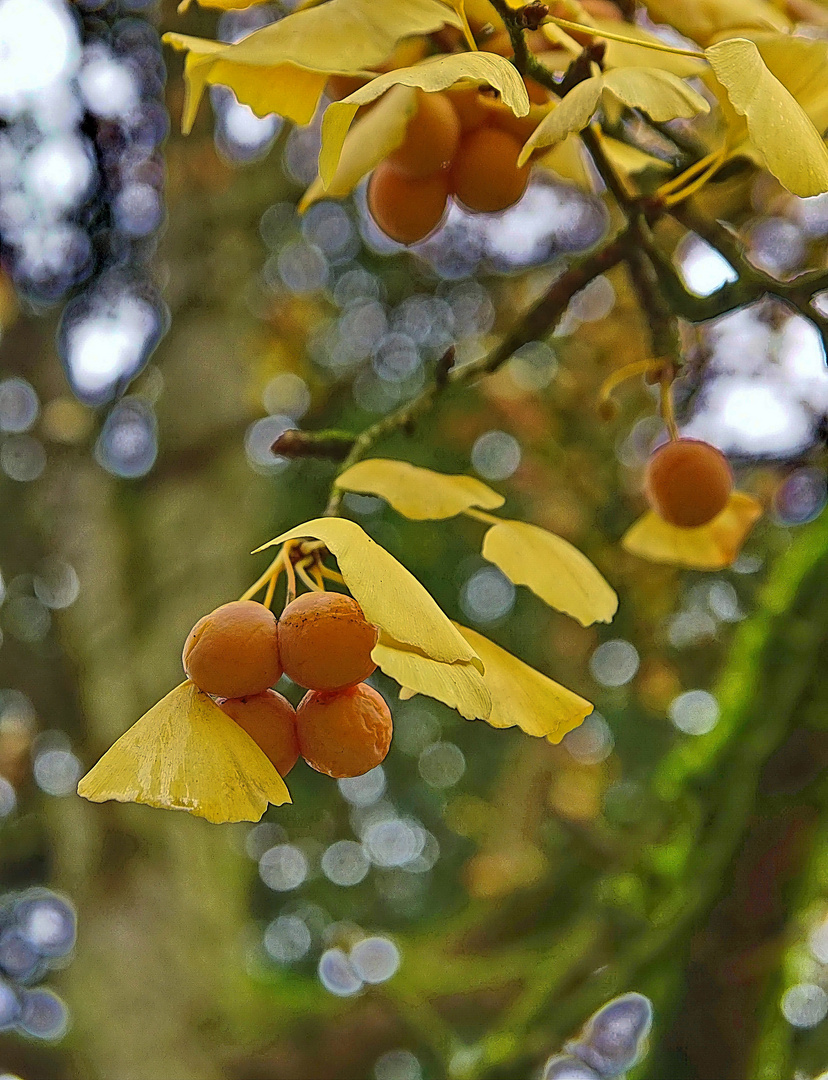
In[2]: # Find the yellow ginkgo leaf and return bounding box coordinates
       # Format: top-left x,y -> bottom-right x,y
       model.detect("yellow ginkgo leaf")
751,34 -> 828,135
455,625 -> 592,742
300,85 -> 418,210
518,78 -> 602,165
335,458 -> 504,520
482,519 -> 618,626
320,51 -> 529,185
164,0 -> 461,132
621,492 -> 762,570
640,0 -> 787,47
373,635 -> 491,720
77,682 -> 291,824
602,68 -> 709,122
519,70 -> 707,166
706,37 -> 828,197
600,135 -> 673,182
259,518 -> 482,668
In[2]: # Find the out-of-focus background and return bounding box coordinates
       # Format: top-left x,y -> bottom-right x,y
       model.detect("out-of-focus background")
4,2 -> 828,1079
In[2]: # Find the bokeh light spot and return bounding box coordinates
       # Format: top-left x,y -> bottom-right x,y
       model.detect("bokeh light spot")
589,641 -> 639,688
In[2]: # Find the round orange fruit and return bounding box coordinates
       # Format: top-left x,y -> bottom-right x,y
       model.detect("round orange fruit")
367,163 -> 450,244
183,600 -> 281,698
295,683 -> 392,778
645,439 -> 733,528
449,127 -> 529,213
278,591 -> 378,691
217,689 -> 299,776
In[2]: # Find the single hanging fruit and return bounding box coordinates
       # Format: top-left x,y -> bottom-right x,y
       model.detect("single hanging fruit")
645,438 -> 732,527
295,683 -> 392,778
182,600 -> 281,698
217,690 -> 299,776
278,591 -> 378,691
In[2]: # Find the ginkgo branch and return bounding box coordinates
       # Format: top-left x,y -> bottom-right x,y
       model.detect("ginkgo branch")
323,230 -> 632,514
304,9 -> 828,513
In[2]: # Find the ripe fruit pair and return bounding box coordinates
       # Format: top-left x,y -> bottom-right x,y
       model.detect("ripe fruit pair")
367,88 -> 531,246
645,438 -> 732,527
182,591 -> 392,778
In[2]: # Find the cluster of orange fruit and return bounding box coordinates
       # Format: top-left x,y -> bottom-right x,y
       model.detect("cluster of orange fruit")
367,86 -> 533,245
357,29 -> 549,246
182,592 -> 391,779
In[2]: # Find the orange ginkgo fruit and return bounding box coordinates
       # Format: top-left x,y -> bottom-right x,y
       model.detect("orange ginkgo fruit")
278,591 -> 378,691
447,86 -> 491,133
295,683 -> 392,778
387,90 -> 461,178
182,600 -> 282,699
645,438 -> 733,528
217,690 -> 300,777
449,127 -> 530,214
367,163 -> 450,245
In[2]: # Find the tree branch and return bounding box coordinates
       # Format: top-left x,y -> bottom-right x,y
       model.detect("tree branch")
322,231 -> 631,514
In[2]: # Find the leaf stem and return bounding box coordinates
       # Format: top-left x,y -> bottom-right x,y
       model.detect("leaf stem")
239,550 -> 283,602
283,541 -> 297,604
544,15 -> 706,59
263,567 -> 280,609
295,556 -> 322,593
463,507 -> 502,526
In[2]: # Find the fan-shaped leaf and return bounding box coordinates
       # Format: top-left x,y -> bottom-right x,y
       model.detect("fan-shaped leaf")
300,85 -> 418,210
640,0 -> 787,47
259,518 -> 482,666
373,635 -> 491,720
78,682 -> 291,823
518,77 -> 602,164
335,458 -> 504,520
706,37 -> 828,197
455,625 -> 592,741
621,492 -> 762,570
164,0 -> 461,131
482,519 -> 618,626
602,67 -> 709,122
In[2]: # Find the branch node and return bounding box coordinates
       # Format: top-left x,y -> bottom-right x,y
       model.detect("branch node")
271,429 -> 355,461
516,3 -> 549,30
435,345 -> 456,388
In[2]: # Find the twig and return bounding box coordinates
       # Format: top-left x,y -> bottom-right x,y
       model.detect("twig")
323,231 -> 632,515
489,0 -> 532,72
271,428 -> 355,460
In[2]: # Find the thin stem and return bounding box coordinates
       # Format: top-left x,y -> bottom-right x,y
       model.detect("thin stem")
463,507 -> 503,526
295,557 -> 323,593
323,233 -> 630,514
263,568 -> 280,610
488,0 -> 529,71
657,146 -> 727,199
544,15 -> 706,58
661,377 -> 680,441
239,550 -> 283,602
319,565 -> 346,585
283,541 -> 297,604
310,560 -> 325,590
662,148 -> 729,207
599,357 -> 664,404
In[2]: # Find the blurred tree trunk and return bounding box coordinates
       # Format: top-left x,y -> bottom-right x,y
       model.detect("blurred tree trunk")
0,112 -> 289,1076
